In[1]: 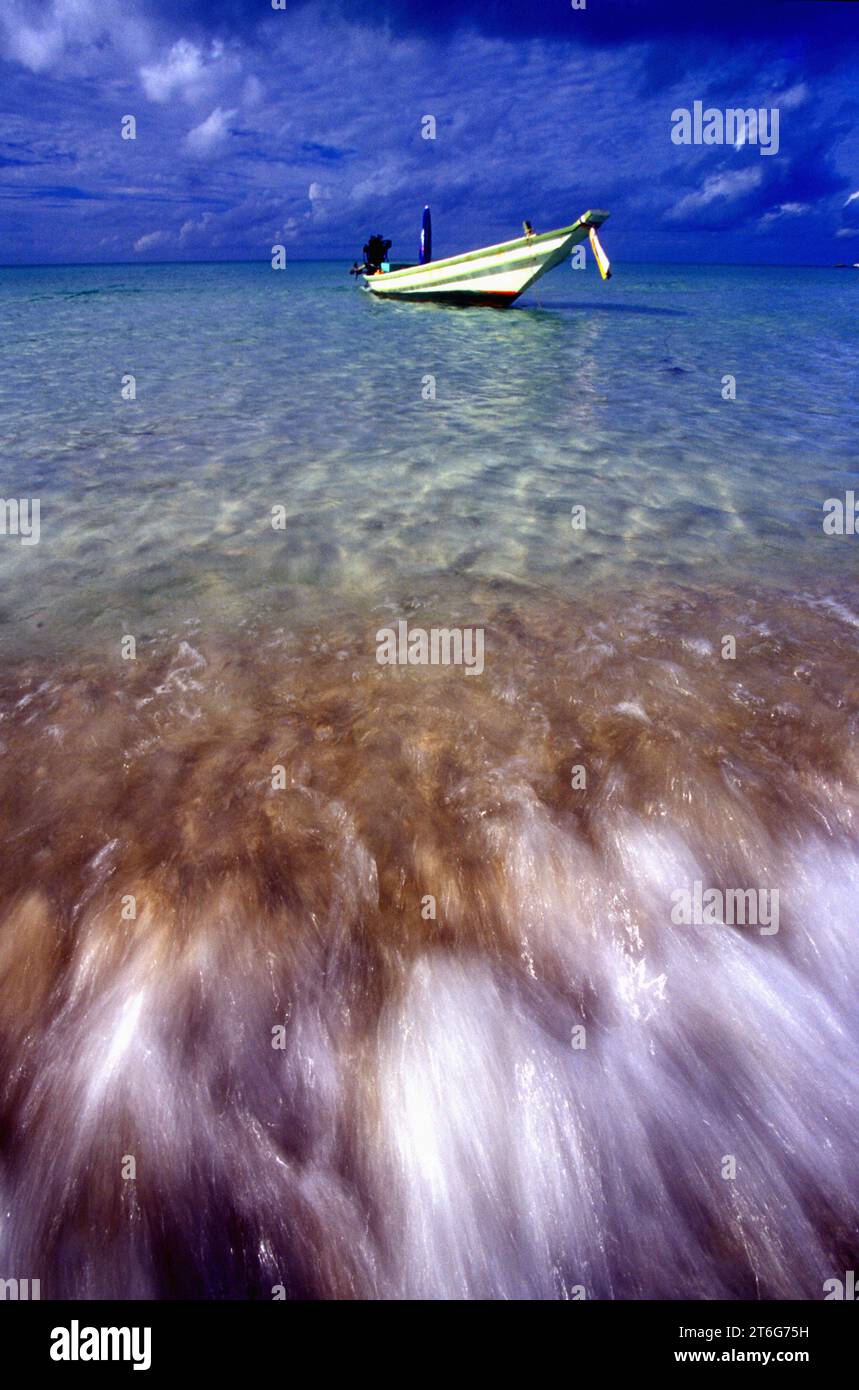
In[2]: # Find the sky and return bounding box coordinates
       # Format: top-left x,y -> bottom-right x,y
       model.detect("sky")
1,0 -> 858,265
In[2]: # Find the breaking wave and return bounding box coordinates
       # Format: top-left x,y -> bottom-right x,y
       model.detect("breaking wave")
0,583 -> 857,1298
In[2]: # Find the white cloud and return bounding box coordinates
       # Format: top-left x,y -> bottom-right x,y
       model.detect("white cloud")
776,83 -> 809,111
179,212 -> 214,245
835,227 -> 859,239
844,190 -> 859,207
0,0 -> 107,72
140,38 -> 239,107
2,18 -> 63,72
1,0 -> 151,76
141,38 -> 204,102
308,181 -> 334,223
184,106 -> 237,156
758,202 -> 809,229
764,202 -> 808,218
133,230 -> 169,253
669,167 -> 762,218
174,200 -> 300,254
242,74 -> 264,108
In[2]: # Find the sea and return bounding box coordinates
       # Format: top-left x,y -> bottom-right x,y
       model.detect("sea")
0,258 -> 857,1298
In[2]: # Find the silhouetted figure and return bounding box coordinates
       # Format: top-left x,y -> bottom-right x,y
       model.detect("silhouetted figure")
363,233 -> 392,271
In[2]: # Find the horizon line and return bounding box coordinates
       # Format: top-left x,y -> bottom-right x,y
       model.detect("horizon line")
0,256 -> 848,271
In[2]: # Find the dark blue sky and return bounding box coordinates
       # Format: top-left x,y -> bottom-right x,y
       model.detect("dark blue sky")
1,0 -> 858,265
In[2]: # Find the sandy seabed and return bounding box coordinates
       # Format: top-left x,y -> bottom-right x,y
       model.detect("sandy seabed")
1,582 -> 857,1298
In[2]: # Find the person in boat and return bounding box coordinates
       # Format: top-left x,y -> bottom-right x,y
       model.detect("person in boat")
362,233 -> 392,272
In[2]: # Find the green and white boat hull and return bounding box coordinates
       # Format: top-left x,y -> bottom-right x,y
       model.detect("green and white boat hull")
363,210 -> 609,306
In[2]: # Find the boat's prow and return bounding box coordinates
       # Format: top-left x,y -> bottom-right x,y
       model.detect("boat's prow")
362,211 -> 609,307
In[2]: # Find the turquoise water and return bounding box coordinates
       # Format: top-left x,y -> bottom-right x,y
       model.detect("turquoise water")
1,259 -> 857,653
2,259 -> 859,1299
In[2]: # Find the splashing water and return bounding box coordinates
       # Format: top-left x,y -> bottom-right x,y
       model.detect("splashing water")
1,584 -> 857,1298
1,260 -> 857,1297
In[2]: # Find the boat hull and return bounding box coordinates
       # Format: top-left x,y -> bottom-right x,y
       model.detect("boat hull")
363,211 -> 608,306
374,289 -> 519,308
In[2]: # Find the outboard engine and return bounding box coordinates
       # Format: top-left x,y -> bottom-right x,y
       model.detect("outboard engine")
363,233 -> 392,272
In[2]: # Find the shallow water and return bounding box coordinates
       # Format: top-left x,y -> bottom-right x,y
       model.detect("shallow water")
0,260 -> 857,1298
1,260 -> 857,653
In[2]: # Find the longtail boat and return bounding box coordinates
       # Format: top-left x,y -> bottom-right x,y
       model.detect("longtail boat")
358,209 -> 611,307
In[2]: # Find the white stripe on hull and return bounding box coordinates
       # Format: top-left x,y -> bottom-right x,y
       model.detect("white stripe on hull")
367,233 -> 574,298
362,214 -> 608,302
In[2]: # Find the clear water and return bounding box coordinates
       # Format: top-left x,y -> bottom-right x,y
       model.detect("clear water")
1,260 -> 857,652
1,259 -> 858,1299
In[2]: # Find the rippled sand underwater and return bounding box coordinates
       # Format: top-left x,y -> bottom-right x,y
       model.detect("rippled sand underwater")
1,582 -> 858,1299
2,260 -> 858,1298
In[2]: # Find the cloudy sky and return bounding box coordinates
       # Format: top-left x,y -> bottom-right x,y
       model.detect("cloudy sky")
1,0 -> 858,265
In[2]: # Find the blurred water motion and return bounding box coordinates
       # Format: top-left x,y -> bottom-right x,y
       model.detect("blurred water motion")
1,585 -> 857,1298
2,259 -> 857,1297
